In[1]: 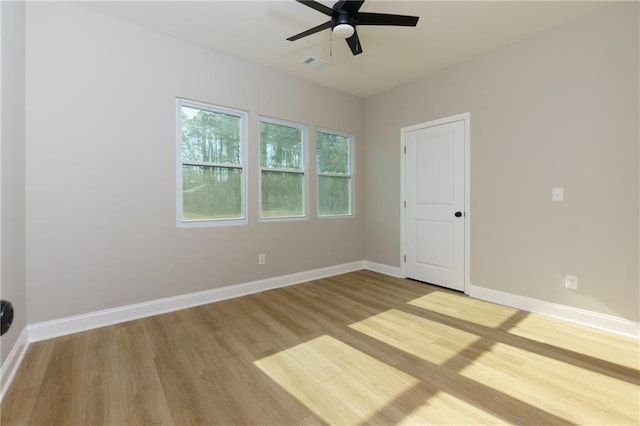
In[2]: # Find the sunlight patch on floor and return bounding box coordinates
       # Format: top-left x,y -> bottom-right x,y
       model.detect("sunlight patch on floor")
349,309 -> 481,365
398,390 -> 504,425
408,291 -> 517,328
508,313 -> 640,369
254,335 -> 418,425
459,342 -> 640,425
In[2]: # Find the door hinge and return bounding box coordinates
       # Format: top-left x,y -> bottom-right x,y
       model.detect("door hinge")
404,201 -> 406,208
403,255 -> 406,262
404,146 -> 406,154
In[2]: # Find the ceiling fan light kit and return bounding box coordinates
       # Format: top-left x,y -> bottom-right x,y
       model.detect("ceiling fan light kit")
287,0 -> 419,56
333,23 -> 354,39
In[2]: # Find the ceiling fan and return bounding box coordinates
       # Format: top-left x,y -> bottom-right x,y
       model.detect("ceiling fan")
287,0 -> 420,56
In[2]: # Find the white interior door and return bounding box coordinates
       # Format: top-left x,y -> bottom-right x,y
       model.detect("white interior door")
402,117 -> 466,291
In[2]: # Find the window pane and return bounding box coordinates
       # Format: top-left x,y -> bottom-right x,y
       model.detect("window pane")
318,176 -> 351,216
183,165 -> 242,220
317,132 -> 349,174
181,106 -> 242,164
261,171 -> 304,217
260,121 -> 303,170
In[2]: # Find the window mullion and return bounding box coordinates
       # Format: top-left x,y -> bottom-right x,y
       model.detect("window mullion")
183,160 -> 243,169
318,172 -> 350,178
261,167 -> 305,174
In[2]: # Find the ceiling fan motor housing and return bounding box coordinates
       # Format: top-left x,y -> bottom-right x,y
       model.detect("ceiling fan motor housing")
332,10 -> 355,30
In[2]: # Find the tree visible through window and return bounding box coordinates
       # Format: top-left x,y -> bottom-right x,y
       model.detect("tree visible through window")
259,118 -> 307,219
178,100 -> 247,225
317,129 -> 353,217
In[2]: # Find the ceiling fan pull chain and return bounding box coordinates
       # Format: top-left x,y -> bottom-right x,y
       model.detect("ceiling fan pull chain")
330,31 -> 333,57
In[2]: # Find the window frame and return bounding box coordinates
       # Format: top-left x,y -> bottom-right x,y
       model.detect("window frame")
176,98 -> 248,228
316,127 -> 354,218
258,115 -> 309,222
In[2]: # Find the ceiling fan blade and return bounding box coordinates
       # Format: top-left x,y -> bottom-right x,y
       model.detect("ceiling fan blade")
334,1 -> 365,14
296,0 -> 334,16
356,12 -> 419,27
287,20 -> 332,41
345,30 -> 363,56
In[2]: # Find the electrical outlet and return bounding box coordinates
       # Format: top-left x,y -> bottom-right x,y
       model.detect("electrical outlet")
258,254 -> 266,265
565,274 -> 578,290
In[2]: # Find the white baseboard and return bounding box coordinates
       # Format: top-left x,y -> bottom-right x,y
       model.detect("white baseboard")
28,261 -> 365,342
364,261 -> 402,277
0,326 -> 29,403
10,261 -> 637,404
467,283 -> 640,339
364,263 -> 639,339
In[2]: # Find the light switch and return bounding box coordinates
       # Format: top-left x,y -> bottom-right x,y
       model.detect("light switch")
552,187 -> 564,202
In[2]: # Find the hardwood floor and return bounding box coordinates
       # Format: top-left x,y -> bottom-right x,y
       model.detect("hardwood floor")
2,270 -> 638,425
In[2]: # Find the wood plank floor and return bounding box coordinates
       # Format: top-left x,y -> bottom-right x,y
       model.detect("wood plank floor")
2,270 -> 638,425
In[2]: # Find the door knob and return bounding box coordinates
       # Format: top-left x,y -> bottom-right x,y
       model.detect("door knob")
454,211 -> 463,218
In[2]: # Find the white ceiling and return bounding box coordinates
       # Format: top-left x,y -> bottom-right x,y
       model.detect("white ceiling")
78,1 -> 611,98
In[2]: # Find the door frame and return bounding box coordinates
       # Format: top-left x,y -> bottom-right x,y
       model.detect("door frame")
400,113 -> 471,293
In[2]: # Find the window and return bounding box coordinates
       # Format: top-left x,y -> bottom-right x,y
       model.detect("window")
316,129 -> 353,217
259,117 -> 307,219
177,99 -> 247,226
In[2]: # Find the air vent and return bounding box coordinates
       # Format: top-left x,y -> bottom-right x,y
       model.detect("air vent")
302,56 -> 328,70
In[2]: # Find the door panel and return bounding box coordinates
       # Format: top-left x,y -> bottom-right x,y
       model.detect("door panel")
415,132 -> 453,205
415,220 -> 452,269
404,119 -> 465,291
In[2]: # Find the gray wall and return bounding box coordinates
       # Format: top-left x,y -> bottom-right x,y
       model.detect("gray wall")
364,3 -> 639,321
15,2 -> 640,331
1,0 -> 27,364
25,3 -> 364,323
